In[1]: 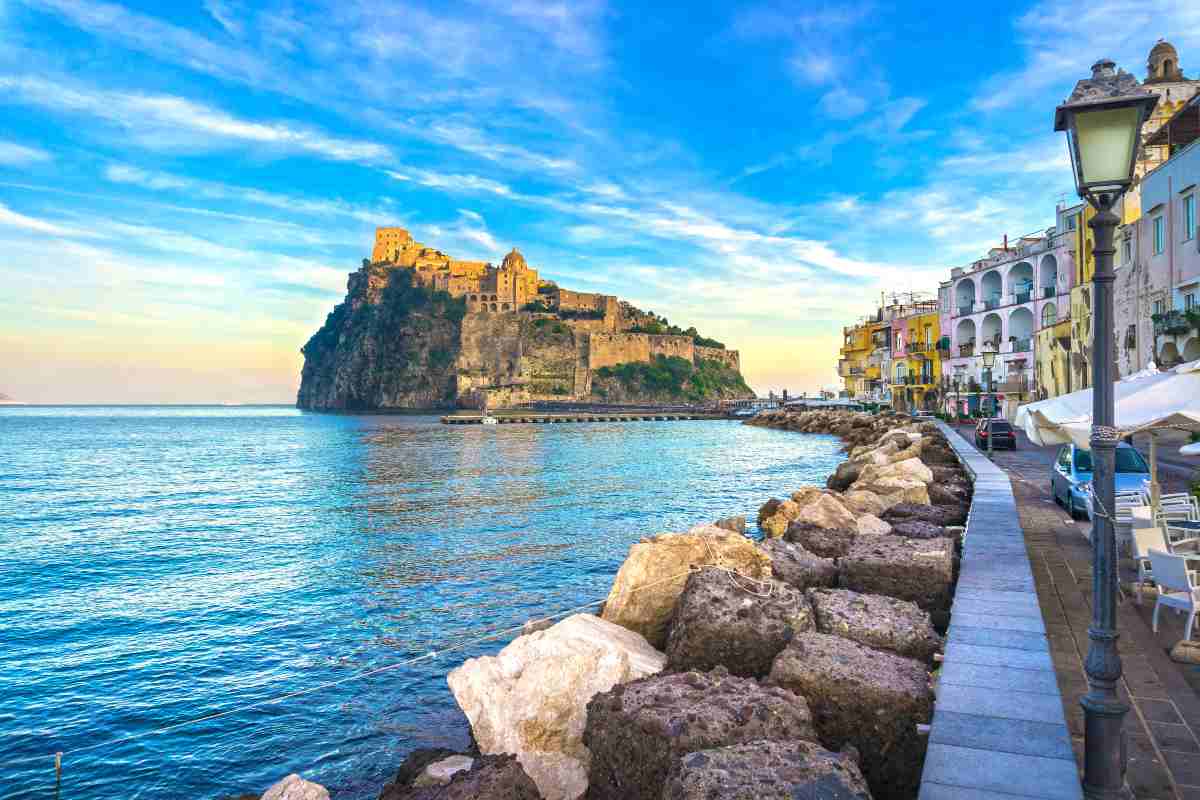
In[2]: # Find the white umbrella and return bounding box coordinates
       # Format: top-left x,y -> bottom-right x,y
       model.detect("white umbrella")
1182,442 -> 1200,456
1015,359 -> 1200,513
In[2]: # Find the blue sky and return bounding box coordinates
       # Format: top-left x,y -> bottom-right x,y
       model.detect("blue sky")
1,0 -> 1197,403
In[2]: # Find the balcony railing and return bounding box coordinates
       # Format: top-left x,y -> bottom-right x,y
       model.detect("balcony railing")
1153,310 -> 1193,336
959,343 -> 975,357
1042,286 -> 1055,299
1011,338 -> 1032,353
957,304 -> 973,316
984,296 -> 1001,310
1015,291 -> 1032,304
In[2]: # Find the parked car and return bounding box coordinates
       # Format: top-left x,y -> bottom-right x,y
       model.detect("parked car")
974,418 -> 1017,450
1051,442 -> 1150,520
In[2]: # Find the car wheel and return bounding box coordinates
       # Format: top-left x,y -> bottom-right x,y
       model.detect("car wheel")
1068,494 -> 1083,520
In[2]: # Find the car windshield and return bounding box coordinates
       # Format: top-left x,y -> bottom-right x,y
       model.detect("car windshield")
989,422 -> 1012,432
1073,448 -> 1149,474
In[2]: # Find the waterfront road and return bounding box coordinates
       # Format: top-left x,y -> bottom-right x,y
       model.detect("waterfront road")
947,422 -> 1200,799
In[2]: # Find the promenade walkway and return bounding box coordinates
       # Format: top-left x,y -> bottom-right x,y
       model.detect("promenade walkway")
953,423 -> 1200,800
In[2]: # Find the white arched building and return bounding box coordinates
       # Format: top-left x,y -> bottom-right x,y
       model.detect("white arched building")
938,231 -> 1075,419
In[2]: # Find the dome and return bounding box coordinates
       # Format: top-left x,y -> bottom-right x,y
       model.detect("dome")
500,248 -> 528,271
1147,40 -> 1183,82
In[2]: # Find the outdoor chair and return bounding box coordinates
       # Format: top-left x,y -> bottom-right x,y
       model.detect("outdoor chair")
1147,550 -> 1200,641
1132,527 -> 1162,604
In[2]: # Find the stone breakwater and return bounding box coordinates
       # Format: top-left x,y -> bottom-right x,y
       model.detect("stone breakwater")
256,410 -> 971,800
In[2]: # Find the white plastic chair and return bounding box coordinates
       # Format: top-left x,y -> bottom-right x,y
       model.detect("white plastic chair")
1148,550 -> 1200,641
1132,527 -> 1162,604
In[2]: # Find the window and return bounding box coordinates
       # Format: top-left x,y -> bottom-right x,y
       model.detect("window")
1122,238 -> 1132,264
1068,215 -> 1077,231
1187,293 -> 1197,312
1153,215 -> 1165,254
1185,195 -> 1196,242
1153,299 -> 1165,316
924,325 -> 932,348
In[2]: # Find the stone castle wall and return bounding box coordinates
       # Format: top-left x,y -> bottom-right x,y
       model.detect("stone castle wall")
695,345 -> 740,372
588,333 -> 695,371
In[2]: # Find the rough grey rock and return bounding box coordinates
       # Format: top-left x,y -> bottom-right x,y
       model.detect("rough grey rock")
664,568 -> 815,677
661,739 -> 872,800
889,519 -> 949,540
808,587 -> 942,662
761,539 -> 838,592
584,668 -> 819,800
380,749 -> 460,799
839,536 -> 955,613
928,483 -> 970,509
784,521 -> 856,559
770,632 -> 933,800
826,460 -> 861,491
918,440 -> 958,465
713,515 -> 746,534
881,502 -> 966,528
929,464 -> 969,485
380,754 -> 541,800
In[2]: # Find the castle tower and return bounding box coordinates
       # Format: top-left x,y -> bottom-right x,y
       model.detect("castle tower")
1146,40 -> 1183,83
372,227 -> 414,263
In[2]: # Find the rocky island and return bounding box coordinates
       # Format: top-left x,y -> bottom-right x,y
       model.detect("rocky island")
297,228 -> 752,411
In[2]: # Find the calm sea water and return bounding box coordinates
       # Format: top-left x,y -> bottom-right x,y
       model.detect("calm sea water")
0,407 -> 842,800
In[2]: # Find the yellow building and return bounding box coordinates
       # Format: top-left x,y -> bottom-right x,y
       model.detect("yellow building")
838,321 -> 872,399
888,308 -> 941,412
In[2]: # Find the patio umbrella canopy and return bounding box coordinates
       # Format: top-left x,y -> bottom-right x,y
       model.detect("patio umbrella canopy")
1015,359 -> 1200,449
1015,359 -> 1200,513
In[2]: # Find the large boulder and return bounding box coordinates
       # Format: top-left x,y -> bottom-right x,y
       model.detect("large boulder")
761,539 -> 838,591
889,519 -> 948,540
881,503 -> 965,527
380,749 -> 460,799
851,475 -> 931,507
380,754 -> 542,800
665,569 -> 815,677
584,669 -> 820,800
826,460 -> 861,491
756,498 -> 782,526
841,489 -> 887,517
928,481 -> 971,509
661,740 -> 872,800
856,513 -> 891,536
712,515 -> 745,534
808,588 -> 942,662
784,521 -> 856,559
601,527 -> 771,647
839,536 -> 956,613
446,613 -> 666,800
770,632 -> 933,800
260,775 -> 329,800
919,440 -> 958,465
929,464 -> 969,484
794,493 -> 857,530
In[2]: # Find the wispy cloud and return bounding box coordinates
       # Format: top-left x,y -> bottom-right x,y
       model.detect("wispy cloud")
971,0 -> 1200,112
0,74 -> 393,162
0,202 -> 95,237
0,139 -> 51,165
203,0 -> 243,36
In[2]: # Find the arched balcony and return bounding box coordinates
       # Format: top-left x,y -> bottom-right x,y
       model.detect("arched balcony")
955,318 -> 976,357
1039,255 -> 1058,299
981,312 -> 1003,351
1009,307 -> 1035,353
1041,302 -> 1057,328
955,278 -> 976,316
1009,262 -> 1034,304
981,270 -> 1002,310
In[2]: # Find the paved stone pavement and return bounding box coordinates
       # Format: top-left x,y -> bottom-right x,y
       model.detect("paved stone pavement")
946,422 -> 1200,799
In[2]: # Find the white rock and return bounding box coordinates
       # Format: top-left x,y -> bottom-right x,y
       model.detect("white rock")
260,774 -> 329,800
795,493 -> 858,531
414,755 -> 475,787
856,513 -> 892,536
447,613 -> 666,800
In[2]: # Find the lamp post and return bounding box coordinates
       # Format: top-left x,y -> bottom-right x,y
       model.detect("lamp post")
981,346 -> 997,459
953,375 -> 961,425
1055,58 -> 1158,800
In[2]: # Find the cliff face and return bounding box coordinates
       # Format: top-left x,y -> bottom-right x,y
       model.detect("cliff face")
298,249 -> 755,410
297,265 -> 465,410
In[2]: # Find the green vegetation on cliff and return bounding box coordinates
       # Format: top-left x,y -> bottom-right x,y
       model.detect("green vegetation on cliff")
626,319 -> 725,349
298,268 -> 467,410
593,355 -> 751,403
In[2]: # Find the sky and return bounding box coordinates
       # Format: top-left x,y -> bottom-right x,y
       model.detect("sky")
1,0 -> 1199,404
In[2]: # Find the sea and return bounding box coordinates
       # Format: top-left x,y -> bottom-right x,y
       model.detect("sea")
0,406 -> 843,800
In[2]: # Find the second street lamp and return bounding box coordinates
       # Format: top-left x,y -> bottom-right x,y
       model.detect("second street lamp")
981,346 -> 997,459
1054,58 -> 1157,800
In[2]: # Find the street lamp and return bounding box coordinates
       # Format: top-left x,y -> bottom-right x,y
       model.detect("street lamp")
981,346 -> 997,459
1055,58 -> 1157,800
